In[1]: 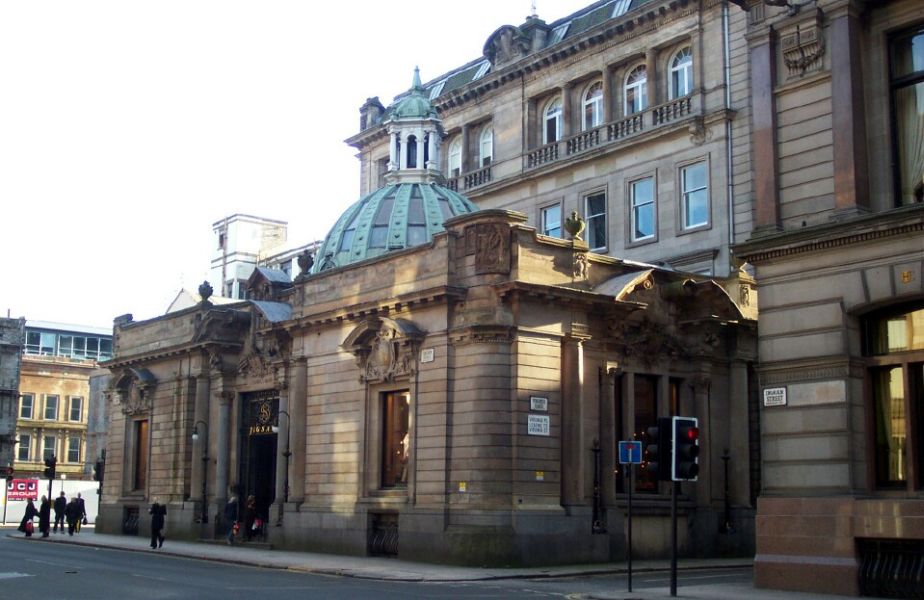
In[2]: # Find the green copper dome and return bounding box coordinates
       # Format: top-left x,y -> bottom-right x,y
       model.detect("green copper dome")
311,183 -> 478,274
389,67 -> 437,120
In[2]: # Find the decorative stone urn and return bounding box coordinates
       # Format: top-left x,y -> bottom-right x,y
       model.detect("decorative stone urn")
564,210 -> 585,241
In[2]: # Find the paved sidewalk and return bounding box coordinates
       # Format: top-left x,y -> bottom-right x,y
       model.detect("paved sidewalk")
3,526 -> 867,599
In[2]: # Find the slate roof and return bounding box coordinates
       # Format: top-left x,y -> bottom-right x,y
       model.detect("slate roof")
419,0 -> 656,101
254,267 -> 292,285
250,301 -> 293,323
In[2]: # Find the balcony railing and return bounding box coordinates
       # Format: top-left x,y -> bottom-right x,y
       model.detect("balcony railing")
463,165 -> 492,189
524,96 -> 695,171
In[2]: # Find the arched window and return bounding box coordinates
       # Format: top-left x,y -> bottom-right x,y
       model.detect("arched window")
583,81 -> 604,130
479,127 -> 493,167
543,97 -> 563,144
624,65 -> 647,115
447,137 -> 462,177
406,134 -> 417,169
670,47 -> 693,99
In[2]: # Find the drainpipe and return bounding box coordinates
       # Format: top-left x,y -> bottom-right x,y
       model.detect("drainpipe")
723,1 -> 736,263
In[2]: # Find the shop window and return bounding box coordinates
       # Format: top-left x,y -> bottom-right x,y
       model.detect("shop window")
20,393 -> 33,419
865,304 -> 924,489
890,26 -> 924,205
17,434 -> 30,462
584,191 -> 607,251
624,66 -> 648,115
629,176 -> 656,242
670,47 -> 693,99
541,204 -> 562,238
583,81 -> 604,130
634,375 -> 659,493
543,97 -> 563,144
381,391 -> 410,488
681,161 -> 709,229
44,395 -> 59,421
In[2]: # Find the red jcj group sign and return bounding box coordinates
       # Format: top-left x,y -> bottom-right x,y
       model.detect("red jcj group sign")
6,479 -> 40,501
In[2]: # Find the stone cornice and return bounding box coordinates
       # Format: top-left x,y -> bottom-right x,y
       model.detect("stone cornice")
733,204 -> 924,264
105,340 -> 243,370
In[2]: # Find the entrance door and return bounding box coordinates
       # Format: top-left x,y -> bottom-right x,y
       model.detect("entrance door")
239,391 -> 279,526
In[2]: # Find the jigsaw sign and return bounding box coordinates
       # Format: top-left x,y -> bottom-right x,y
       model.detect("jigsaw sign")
7,479 -> 40,501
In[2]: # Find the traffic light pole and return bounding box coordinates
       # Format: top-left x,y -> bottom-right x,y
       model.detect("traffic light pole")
670,480 -> 678,597
627,464 -> 634,593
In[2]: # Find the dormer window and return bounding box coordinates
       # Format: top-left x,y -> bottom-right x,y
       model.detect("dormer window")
429,80 -> 446,100
612,0 -> 632,18
473,60 -> 491,81
549,22 -> 570,45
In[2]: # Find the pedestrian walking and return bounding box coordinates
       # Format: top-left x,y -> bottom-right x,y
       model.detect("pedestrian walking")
39,495 -> 51,537
224,495 -> 239,545
19,498 -> 37,537
64,495 -> 82,535
243,495 -> 257,541
53,491 -> 66,533
149,498 -> 166,549
75,492 -> 87,533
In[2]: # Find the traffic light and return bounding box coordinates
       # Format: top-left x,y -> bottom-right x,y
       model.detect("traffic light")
43,455 -> 56,480
93,460 -> 105,483
3,465 -> 12,481
671,417 -> 700,481
643,417 -> 673,481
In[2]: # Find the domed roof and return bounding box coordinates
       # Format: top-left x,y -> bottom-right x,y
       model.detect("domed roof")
388,67 -> 437,121
311,182 -> 478,274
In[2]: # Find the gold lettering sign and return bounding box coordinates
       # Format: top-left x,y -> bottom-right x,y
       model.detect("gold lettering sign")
248,424 -> 274,436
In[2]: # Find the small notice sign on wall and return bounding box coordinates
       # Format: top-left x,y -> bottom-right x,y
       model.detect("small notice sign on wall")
763,387 -> 787,407
528,414 -> 550,436
530,396 -> 548,411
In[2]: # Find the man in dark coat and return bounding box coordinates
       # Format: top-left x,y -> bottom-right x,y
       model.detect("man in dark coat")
53,491 -> 66,533
20,498 -> 38,536
149,499 -> 166,549
38,495 -> 51,537
75,493 -> 87,533
64,496 -> 82,536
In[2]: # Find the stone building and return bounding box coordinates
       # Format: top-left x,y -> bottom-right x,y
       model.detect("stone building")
733,0 -> 924,597
0,317 -> 25,473
100,44 -> 758,563
15,321 -> 113,481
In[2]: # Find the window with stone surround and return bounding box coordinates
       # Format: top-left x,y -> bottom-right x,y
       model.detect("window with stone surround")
67,436 -> 81,463
634,375 -> 659,493
541,203 -> 562,238
583,81 -> 604,130
584,190 -> 607,251
69,397 -> 83,422
890,25 -> 924,205
629,175 -> 656,242
624,65 -> 648,115
381,390 -> 410,489
20,393 -> 33,419
680,160 -> 709,230
864,303 -> 924,490
43,435 -> 56,461
479,126 -> 493,167
133,419 -> 149,491
44,394 -> 59,421
670,47 -> 693,99
17,434 -> 31,462
448,136 -> 462,177
543,96 -> 563,144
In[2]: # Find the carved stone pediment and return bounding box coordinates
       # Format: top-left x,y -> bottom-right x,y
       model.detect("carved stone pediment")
344,317 -> 425,383
110,367 -> 156,416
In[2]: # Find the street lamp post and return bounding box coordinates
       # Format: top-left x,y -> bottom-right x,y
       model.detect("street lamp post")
271,410 -> 291,525
191,421 -> 209,524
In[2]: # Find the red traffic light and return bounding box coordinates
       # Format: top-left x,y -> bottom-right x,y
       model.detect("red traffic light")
685,426 -> 699,442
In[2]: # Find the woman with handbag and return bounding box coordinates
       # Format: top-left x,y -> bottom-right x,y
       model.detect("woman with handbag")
19,498 -> 38,537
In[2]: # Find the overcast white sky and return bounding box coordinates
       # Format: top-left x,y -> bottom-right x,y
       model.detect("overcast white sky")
1,1 -> 593,328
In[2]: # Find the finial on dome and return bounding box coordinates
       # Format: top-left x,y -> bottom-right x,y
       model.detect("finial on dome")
412,66 -> 422,90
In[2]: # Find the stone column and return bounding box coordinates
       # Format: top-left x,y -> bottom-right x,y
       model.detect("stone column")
215,390 -> 234,507
645,48 -> 658,108
561,334 -> 587,507
749,29 -> 780,232
426,128 -> 438,170
728,360 -> 750,506
602,367 -> 621,505
461,125 -> 471,173
274,375 -> 290,521
830,5 -> 869,215
389,131 -> 398,169
414,128 -> 424,169
691,373 -> 711,502
561,83 -> 573,139
603,65 -> 617,124
191,372 -> 210,502
290,357 -> 307,505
